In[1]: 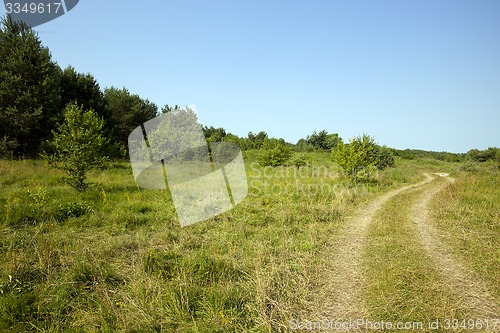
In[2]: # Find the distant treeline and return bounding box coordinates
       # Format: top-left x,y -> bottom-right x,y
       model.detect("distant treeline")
0,16 -> 497,163
393,148 -> 499,163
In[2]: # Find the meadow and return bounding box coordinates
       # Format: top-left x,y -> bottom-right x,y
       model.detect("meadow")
0,153 -> 498,332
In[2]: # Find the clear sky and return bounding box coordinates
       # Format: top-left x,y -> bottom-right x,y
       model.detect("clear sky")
2,0 -> 499,153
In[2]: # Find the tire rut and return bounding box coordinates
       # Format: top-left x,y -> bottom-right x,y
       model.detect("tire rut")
310,174 -> 434,321
410,175 -> 499,318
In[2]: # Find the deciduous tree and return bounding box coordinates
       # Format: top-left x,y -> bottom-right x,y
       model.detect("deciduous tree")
44,103 -> 108,191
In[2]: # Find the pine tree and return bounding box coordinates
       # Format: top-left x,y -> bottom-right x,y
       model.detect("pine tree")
0,16 -> 61,156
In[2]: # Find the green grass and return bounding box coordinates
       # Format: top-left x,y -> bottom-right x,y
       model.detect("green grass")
431,166 -> 500,298
364,181 -> 467,327
0,155 -> 359,332
0,155 -> 496,332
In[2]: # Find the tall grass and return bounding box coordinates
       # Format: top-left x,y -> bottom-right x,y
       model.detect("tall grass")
0,155 -> 492,332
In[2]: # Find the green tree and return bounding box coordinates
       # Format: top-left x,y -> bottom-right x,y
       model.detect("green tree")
306,130 -> 342,150
145,106 -> 206,163
295,138 -> 313,152
467,147 -> 499,162
259,138 -> 292,167
203,126 -> 226,142
60,66 -> 110,125
44,103 -> 108,191
325,133 -> 343,150
247,131 -> 268,149
332,134 -> 393,182
104,87 -> 158,155
0,16 -> 61,156
222,133 -> 242,146
307,130 -> 328,149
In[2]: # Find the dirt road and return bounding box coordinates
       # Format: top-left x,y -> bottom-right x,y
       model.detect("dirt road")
305,173 -> 498,325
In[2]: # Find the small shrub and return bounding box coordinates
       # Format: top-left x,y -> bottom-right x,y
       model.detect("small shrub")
259,139 -> 292,167
55,202 -> 92,221
290,153 -> 310,168
26,187 -> 50,221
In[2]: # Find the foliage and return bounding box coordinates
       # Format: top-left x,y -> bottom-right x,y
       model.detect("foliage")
394,149 -> 465,162
43,103 -> 108,191
247,131 -> 268,149
307,130 -> 343,150
295,138 -> 314,152
0,16 -> 61,156
60,66 -> 110,125
376,145 -> 396,169
467,147 -> 499,163
105,87 -> 158,154
0,136 -> 18,159
290,153 -> 311,168
332,134 -> 394,181
258,138 -> 292,167
145,106 -> 207,162
203,125 -> 227,142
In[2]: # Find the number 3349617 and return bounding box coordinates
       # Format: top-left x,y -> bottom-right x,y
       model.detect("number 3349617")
5,2 -> 62,14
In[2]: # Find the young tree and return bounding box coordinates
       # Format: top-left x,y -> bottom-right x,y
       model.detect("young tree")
259,138 -> 292,167
307,130 -> 328,149
0,16 -> 61,156
44,103 -> 108,191
332,134 -> 393,182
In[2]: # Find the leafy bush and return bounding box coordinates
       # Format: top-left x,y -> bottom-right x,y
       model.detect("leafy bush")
290,153 -> 311,168
43,103 -> 109,191
258,138 -> 292,167
55,202 -> 92,221
376,145 -> 396,169
332,134 -> 394,181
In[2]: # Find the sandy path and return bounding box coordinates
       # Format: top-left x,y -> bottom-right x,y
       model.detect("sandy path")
411,174 -> 499,318
310,174 -> 434,321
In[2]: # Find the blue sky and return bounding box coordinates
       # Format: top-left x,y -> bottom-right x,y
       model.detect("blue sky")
3,1 -> 499,153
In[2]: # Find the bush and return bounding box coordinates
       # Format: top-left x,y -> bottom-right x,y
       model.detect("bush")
55,202 -> 93,222
258,139 -> 292,167
290,153 -> 311,168
43,103 -> 109,191
376,145 -> 396,169
332,134 -> 394,182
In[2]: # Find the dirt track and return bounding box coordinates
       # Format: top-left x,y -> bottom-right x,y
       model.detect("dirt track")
307,173 -> 498,323
411,175 -> 499,318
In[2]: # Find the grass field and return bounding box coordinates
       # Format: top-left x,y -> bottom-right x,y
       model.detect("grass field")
0,154 -> 498,332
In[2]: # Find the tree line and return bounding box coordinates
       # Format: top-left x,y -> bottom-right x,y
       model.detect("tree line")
0,15 -> 363,160
1,15 -> 496,169
0,16 -> 158,158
